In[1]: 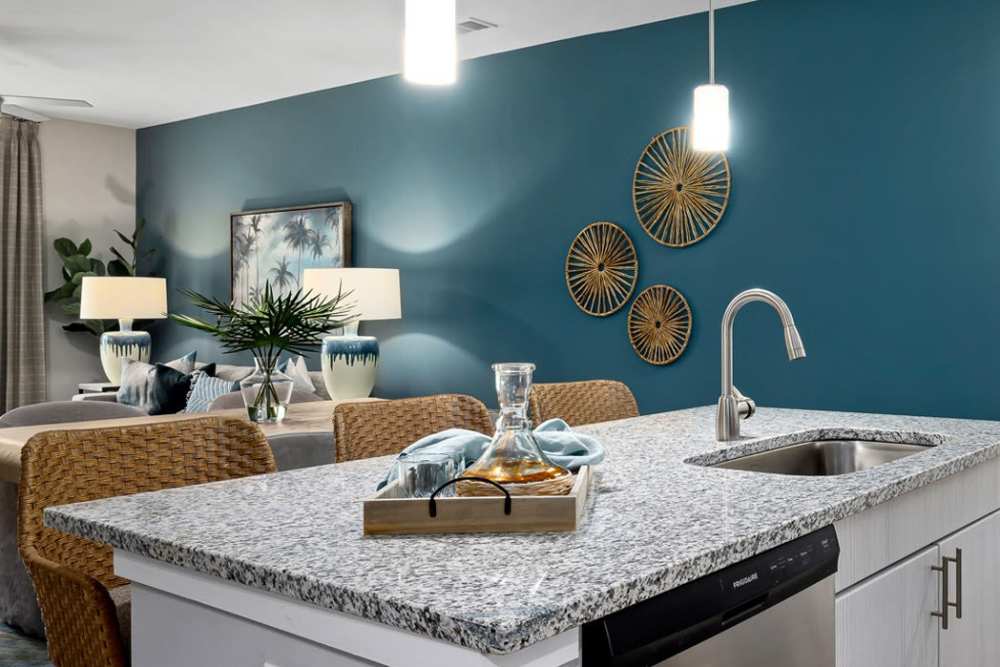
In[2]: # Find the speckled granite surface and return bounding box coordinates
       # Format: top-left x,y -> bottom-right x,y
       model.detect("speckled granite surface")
45,407 -> 1000,655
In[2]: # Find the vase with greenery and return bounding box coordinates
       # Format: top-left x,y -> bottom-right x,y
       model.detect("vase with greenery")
171,283 -> 354,423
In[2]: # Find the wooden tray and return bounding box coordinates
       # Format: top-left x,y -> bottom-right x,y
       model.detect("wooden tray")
363,466 -> 591,536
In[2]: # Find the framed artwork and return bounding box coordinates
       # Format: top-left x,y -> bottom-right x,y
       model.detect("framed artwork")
230,201 -> 352,306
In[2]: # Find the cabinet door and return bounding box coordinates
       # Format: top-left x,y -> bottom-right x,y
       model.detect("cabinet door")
939,509 -> 1000,667
835,545 -> 939,667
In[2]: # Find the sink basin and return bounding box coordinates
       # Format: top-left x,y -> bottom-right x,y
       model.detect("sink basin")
709,439 -> 931,476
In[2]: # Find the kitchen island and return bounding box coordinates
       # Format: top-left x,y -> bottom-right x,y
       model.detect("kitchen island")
46,406 -> 1000,666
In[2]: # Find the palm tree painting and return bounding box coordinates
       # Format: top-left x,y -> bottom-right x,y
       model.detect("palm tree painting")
283,215 -> 313,278
268,257 -> 296,291
248,214 -> 264,289
231,201 -> 352,307
310,231 -> 331,260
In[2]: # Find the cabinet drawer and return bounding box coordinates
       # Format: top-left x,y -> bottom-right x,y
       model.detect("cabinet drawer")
835,455 -> 1000,590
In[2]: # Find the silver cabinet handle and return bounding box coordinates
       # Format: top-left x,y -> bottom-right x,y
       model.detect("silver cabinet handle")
932,556 -> 951,629
952,548 -> 963,620
932,549 -> 963,629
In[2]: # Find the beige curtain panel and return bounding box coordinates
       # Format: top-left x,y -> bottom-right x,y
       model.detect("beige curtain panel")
0,115 -> 47,412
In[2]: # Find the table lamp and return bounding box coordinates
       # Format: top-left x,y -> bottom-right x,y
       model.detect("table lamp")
302,268 -> 401,399
79,276 -> 168,383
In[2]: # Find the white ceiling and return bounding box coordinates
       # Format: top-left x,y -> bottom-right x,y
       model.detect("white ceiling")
1,0 -> 752,129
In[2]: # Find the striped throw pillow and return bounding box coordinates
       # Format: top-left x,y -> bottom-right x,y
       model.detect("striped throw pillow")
184,372 -> 239,413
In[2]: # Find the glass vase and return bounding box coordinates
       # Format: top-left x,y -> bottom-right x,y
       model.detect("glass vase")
459,363 -> 573,496
239,359 -> 294,424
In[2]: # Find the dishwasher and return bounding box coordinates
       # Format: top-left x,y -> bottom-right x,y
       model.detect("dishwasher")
582,525 -> 838,666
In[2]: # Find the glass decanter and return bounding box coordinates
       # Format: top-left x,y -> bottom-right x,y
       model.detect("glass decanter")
459,363 -> 573,496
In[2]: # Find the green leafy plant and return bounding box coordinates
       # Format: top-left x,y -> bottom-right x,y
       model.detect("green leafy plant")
170,283 -> 355,419
43,219 -> 157,335
110,218 -> 156,276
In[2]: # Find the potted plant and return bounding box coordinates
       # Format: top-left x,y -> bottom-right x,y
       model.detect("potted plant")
44,218 -> 157,334
171,283 -> 354,423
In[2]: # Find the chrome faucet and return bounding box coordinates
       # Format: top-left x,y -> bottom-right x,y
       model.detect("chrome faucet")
717,288 -> 806,441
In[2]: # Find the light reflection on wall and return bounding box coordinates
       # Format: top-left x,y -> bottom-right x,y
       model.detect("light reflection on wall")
376,332 -> 491,400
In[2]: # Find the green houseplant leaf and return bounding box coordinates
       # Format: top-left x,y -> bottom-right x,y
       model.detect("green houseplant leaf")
53,238 -> 78,258
107,259 -> 131,276
64,254 -> 92,275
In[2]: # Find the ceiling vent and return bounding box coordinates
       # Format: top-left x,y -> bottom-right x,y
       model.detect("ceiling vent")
457,17 -> 497,34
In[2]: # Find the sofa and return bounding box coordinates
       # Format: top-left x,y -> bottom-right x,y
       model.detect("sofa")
73,363 -> 332,411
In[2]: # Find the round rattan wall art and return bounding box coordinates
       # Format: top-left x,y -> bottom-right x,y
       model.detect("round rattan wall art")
565,221 -> 638,317
628,284 -> 692,365
632,126 -> 731,248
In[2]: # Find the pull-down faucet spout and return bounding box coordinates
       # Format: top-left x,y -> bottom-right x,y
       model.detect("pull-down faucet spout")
717,288 -> 806,441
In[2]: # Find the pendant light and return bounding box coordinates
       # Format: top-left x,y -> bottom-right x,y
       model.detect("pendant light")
404,0 -> 457,85
692,0 -> 730,152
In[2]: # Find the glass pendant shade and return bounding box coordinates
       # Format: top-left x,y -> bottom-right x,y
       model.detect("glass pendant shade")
404,0 -> 457,85
692,83 -> 730,152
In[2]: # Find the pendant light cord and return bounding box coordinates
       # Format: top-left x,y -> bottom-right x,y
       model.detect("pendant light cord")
709,0 -> 716,84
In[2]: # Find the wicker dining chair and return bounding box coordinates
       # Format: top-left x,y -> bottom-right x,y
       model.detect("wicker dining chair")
333,394 -> 493,463
529,380 -> 639,427
18,417 -> 276,667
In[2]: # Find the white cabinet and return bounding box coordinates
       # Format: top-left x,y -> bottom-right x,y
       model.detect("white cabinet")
939,510 -> 1000,667
836,546 -> 939,667
836,509 -> 1000,667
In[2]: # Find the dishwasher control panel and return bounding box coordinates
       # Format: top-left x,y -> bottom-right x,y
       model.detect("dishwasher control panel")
718,527 -> 838,606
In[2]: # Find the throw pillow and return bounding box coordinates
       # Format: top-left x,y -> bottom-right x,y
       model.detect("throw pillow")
279,355 -> 316,394
184,371 -> 239,413
214,364 -> 256,383
119,361 -> 215,415
165,351 -> 197,374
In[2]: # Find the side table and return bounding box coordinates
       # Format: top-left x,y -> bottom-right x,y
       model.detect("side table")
78,382 -> 120,394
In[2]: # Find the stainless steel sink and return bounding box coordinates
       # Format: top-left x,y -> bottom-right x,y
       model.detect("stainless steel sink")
709,439 -> 931,476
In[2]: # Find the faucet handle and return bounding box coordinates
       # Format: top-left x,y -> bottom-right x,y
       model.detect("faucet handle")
733,387 -> 756,420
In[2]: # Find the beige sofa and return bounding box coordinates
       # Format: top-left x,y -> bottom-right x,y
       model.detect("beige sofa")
73,363 -> 332,411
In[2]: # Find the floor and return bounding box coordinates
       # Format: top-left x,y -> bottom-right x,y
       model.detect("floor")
0,624 -> 50,666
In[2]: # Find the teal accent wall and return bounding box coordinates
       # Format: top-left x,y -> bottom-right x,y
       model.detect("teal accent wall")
138,0 -> 1000,419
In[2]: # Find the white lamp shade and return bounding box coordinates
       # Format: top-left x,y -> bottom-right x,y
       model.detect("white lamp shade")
303,268 -> 401,322
79,277 -> 167,320
403,0 -> 457,85
692,84 -> 731,152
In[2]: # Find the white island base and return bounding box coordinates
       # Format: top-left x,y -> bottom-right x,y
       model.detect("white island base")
120,450 -> 1000,667
118,551 -> 579,667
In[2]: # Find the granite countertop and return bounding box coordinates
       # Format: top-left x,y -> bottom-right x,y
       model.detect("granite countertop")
45,406 -> 1000,654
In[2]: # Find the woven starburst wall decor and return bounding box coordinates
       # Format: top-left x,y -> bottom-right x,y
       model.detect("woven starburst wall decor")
627,284 -> 692,365
565,222 -> 638,317
632,126 -> 730,247
563,125 -> 723,365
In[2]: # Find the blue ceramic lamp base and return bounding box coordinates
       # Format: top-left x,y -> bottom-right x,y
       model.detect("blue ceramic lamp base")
99,323 -> 151,383
321,335 -> 379,400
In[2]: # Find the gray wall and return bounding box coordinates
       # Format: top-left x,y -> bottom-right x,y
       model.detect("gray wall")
40,120 -> 136,399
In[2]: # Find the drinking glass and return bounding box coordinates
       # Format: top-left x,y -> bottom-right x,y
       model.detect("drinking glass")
396,452 -> 457,498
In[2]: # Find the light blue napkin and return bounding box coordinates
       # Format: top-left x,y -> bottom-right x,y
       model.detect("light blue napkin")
376,418 -> 604,490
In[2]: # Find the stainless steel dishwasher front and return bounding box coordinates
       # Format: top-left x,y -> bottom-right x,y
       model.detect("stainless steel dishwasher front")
581,526 -> 839,667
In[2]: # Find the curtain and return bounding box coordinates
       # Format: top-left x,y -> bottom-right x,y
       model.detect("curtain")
0,115 -> 46,412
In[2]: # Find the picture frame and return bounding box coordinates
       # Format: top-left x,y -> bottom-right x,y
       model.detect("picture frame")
230,201 -> 352,306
